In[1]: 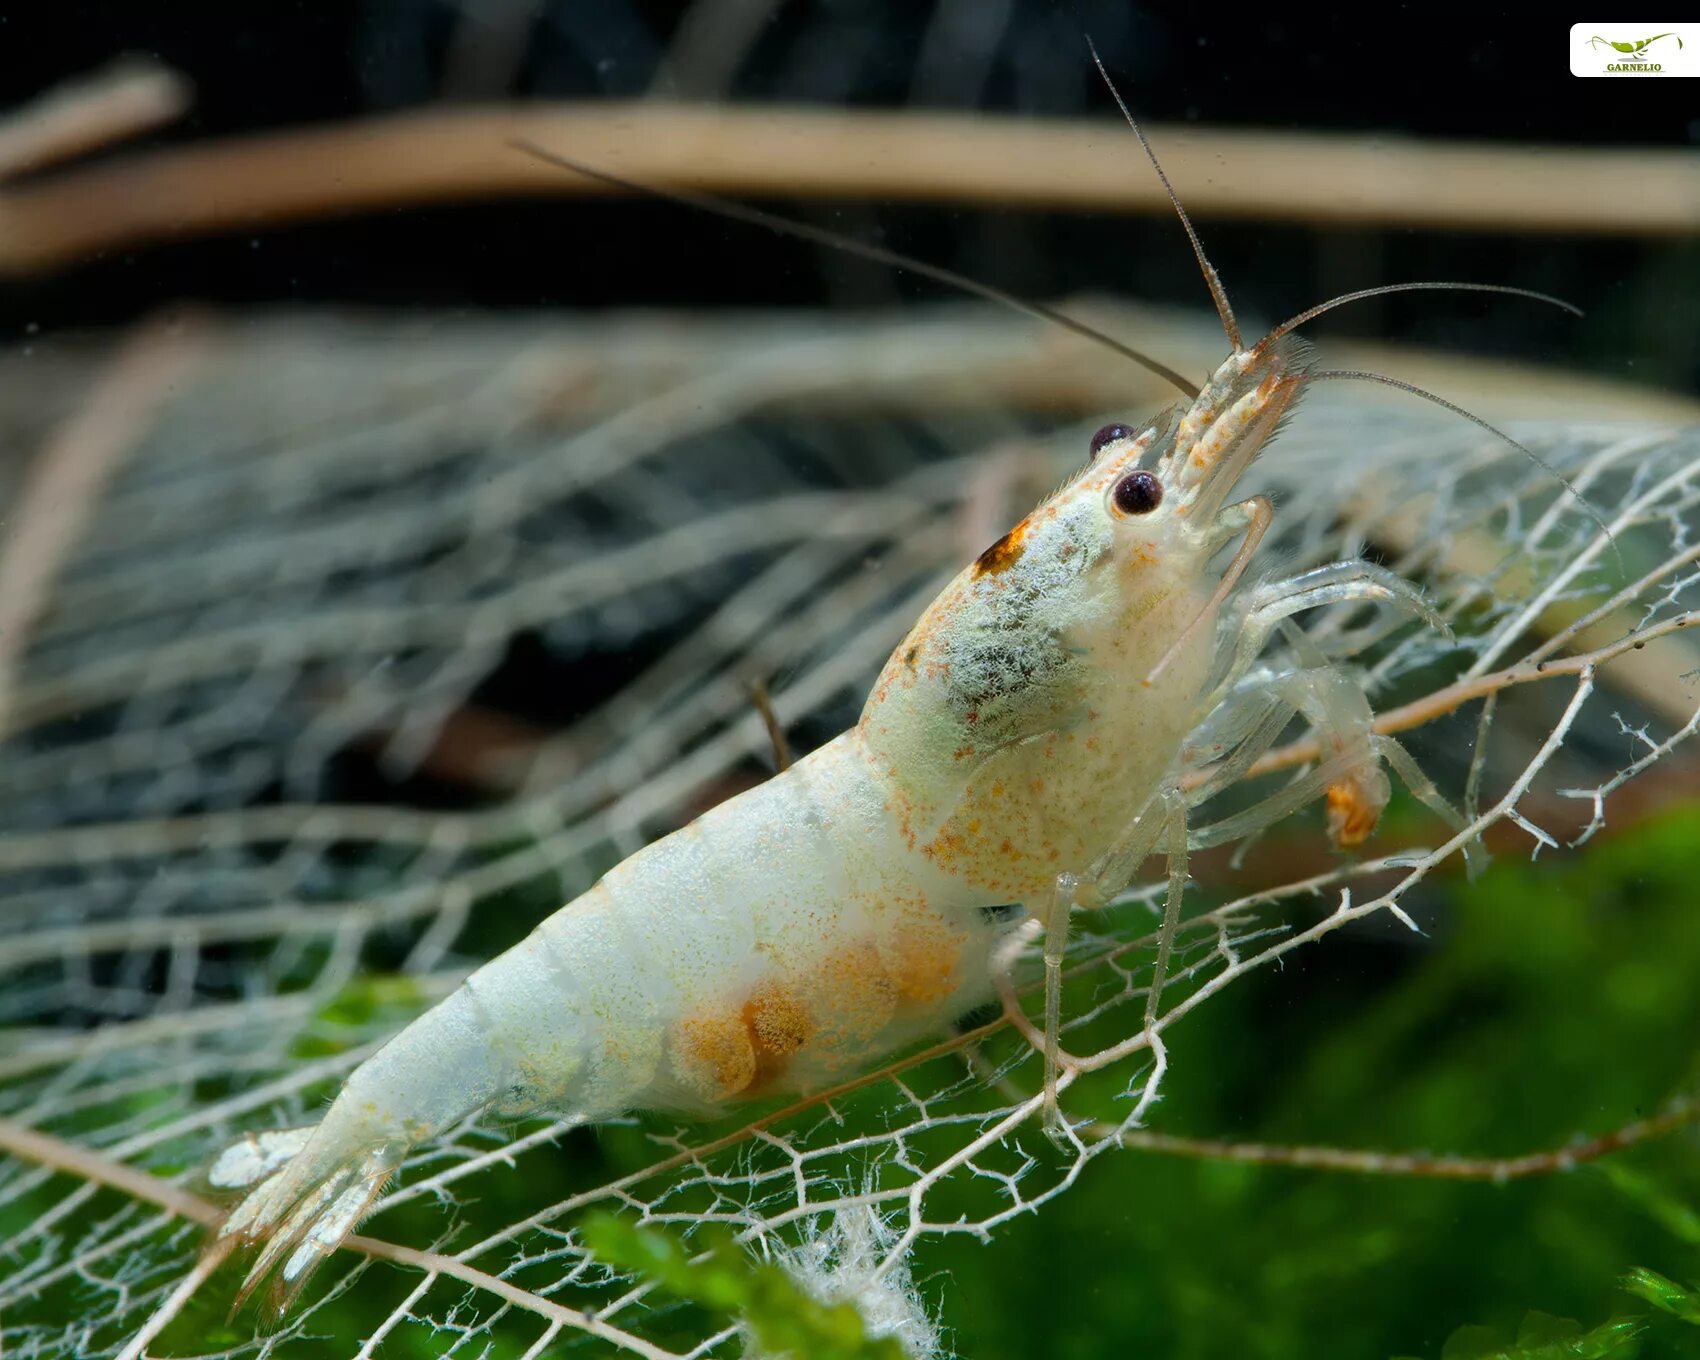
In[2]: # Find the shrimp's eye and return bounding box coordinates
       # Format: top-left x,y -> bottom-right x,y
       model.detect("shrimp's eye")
1111,470 -> 1163,516
1088,422 -> 1133,458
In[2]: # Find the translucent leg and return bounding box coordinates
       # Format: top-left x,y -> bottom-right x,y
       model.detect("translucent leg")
1375,733 -> 1486,874
1199,559 -> 1447,723
1183,685 -> 1299,808
1033,788 -> 1187,1140
1144,791 -> 1189,1032
1190,742 -> 1368,848
1039,872 -> 1079,1138
1187,656 -> 1480,875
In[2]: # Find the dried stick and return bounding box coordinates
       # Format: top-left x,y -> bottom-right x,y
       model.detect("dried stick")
0,59 -> 189,183
0,103 -> 1695,275
0,1115 -> 678,1359
956,1037 -> 1700,1182
1098,1094 -> 1699,1180
0,315 -> 209,738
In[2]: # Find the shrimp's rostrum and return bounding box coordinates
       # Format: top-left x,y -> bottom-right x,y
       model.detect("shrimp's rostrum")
217,88 -> 1535,1311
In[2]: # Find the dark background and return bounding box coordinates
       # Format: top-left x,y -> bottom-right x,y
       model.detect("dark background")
1,1 -> 1696,390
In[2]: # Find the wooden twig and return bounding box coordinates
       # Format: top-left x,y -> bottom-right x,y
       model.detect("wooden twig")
747,677 -> 792,772
0,314 -> 209,739
1093,1094 -> 1700,1180
0,1115 -> 677,1359
0,59 -> 189,183
0,103 -> 1695,276
956,1036 -> 1700,1183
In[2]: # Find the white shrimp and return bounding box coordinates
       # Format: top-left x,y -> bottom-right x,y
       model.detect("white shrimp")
216,77 -> 1575,1312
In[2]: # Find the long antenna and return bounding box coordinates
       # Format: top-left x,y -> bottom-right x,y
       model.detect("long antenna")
1086,35 -> 1242,352
511,139 -> 1201,400
1255,282 -> 1582,356
1308,368 -> 1618,555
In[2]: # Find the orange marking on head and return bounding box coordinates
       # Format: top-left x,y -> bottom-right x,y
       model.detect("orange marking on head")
973,517 -> 1031,577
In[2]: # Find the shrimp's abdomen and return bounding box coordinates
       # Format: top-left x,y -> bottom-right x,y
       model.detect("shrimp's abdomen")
220,730 -> 1004,1306
355,729 -> 1008,1130
579,730 -> 1008,1109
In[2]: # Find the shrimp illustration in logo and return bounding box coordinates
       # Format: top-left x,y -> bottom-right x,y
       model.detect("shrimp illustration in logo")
1588,32 -> 1683,61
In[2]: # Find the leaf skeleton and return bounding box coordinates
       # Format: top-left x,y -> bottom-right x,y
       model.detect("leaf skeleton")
211,50 -> 1590,1314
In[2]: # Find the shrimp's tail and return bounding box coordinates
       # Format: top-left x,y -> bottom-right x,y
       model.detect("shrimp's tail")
212,1126 -> 406,1315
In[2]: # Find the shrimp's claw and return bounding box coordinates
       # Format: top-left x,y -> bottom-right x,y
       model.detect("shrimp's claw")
215,1135 -> 404,1316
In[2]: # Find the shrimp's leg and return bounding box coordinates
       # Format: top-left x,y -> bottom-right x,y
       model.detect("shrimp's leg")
1187,664 -> 1479,873
1027,787 -> 1187,1140
1189,668 -> 1384,850
1144,789 -> 1190,1032
1038,870 -> 1081,1138
1199,558 -> 1448,722
1374,732 -> 1484,872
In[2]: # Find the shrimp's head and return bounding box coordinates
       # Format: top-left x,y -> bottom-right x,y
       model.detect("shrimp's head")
854,337 -> 1316,892
1156,331 -> 1311,526
1062,331 -> 1313,636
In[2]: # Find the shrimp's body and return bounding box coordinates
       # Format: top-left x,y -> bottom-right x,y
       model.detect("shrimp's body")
220,413 -> 1236,1301
220,73 -> 1555,1308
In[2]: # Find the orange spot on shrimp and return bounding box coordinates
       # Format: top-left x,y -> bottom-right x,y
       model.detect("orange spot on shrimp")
973,518 -> 1030,577
1325,779 -> 1382,848
672,1012 -> 756,1102
808,939 -> 898,1066
877,896 -> 966,1008
741,983 -> 814,1091
921,829 -> 969,869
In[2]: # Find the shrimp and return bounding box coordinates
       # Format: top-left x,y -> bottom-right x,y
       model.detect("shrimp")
215,66 -> 1581,1312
